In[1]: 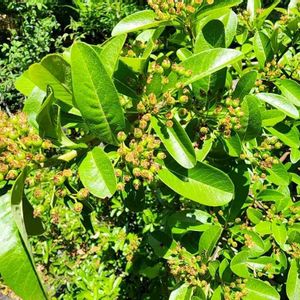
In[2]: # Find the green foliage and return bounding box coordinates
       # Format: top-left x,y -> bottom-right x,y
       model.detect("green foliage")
1,0 -> 300,299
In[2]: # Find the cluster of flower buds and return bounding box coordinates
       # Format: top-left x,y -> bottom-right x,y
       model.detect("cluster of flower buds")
168,243 -> 208,287
223,279 -> 248,300
218,97 -> 244,138
145,58 -> 192,90
116,124 -> 166,190
241,136 -> 281,178
122,40 -> 147,58
289,242 -> 300,259
260,59 -> 285,82
148,0 -> 214,21
0,111 -> 53,182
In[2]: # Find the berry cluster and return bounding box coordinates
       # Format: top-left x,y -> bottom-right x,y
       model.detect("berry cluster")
148,0 -> 214,21
116,128 -> 165,191
168,243 -> 208,288
218,98 -> 244,138
223,279 -> 248,300
0,111 -> 53,182
259,59 -> 285,82
240,136 -> 281,179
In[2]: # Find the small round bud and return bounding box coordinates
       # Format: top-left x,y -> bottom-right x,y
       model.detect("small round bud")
117,131 -> 127,142
77,188 -> 89,200
74,202 -> 83,213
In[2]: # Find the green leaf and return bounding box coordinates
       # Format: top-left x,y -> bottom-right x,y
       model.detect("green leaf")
196,137 -> 214,162
120,57 -> 147,73
196,0 -> 242,18
230,251 -> 251,278
261,110 -> 286,127
0,193 -> 47,300
151,116 -> 196,169
199,225 -> 223,258
148,231 -> 176,259
232,71 -> 257,100
266,162 -> 290,186
253,31 -> 273,69
272,222 -> 287,249
158,159 -> 234,206
28,54 -> 73,106
287,259 -> 300,300
238,95 -> 262,141
169,283 -> 193,300
202,20 -> 225,48
112,10 -> 173,36
276,79 -> 300,107
15,70 -> 36,96
71,42 -> 125,145
266,124 -> 299,148
223,131 -> 242,157
23,87 -> 46,129
166,48 -> 243,89
247,207 -> 263,224
255,93 -> 299,119
244,278 -> 280,300
167,210 -> 212,234
79,147 -> 117,198
11,168 -> 44,237
247,0 -> 261,21
220,9 -> 238,47
291,147 -> 300,164
100,34 -> 127,77
36,89 -> 84,148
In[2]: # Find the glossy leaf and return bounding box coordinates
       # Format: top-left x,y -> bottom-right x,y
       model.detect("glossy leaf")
230,251 -> 251,278
287,259 -> 300,300
169,283 -> 193,300
266,162 -> 290,186
23,87 -> 46,129
166,48 -> 243,89
232,71 -> 257,100
266,124 -> 299,148
28,54 -> 73,106
79,147 -> 117,198
151,116 -> 196,169
220,9 -> 238,47
15,70 -> 36,96
112,10 -> 173,36
244,278 -> 280,300
255,93 -> 299,119
261,110 -> 286,127
272,222 -> 287,249
0,193 -> 47,300
100,34 -> 127,77
71,42 -> 125,145
196,0 -> 242,18
238,95 -> 262,141
276,79 -> 300,107
199,225 -> 222,258
247,0 -> 261,21
253,31 -> 273,69
158,159 -> 234,206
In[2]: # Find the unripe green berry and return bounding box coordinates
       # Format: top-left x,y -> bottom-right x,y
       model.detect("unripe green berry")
115,169 -> 123,177
74,202 -> 83,213
117,131 -> 127,142
179,95 -> 188,103
77,188 -> 89,200
53,175 -> 66,186
162,59 -> 171,69
134,128 -> 143,139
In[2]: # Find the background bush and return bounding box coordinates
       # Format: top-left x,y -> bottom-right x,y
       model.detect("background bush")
0,0 -> 145,112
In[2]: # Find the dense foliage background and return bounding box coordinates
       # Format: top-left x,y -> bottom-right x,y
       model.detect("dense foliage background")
0,0 -> 300,299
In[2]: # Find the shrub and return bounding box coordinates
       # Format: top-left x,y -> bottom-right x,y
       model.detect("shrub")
1,0 -> 300,299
